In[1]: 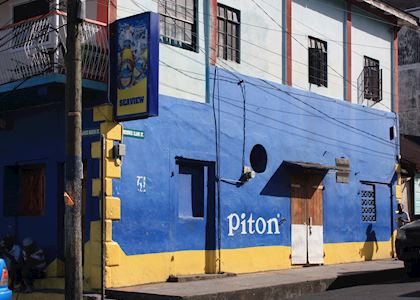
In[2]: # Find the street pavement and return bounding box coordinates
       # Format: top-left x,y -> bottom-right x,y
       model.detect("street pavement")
295,276 -> 420,300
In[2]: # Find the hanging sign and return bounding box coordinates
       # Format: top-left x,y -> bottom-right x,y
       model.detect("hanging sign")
112,12 -> 159,121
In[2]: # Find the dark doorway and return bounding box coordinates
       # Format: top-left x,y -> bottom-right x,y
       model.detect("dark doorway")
13,0 -> 50,23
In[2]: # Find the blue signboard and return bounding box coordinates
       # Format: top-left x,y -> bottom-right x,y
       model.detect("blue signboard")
111,12 -> 159,121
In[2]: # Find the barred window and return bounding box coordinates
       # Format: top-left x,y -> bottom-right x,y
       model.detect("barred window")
308,37 -> 327,87
363,56 -> 382,102
217,4 -> 240,63
158,0 -> 197,51
360,183 -> 376,222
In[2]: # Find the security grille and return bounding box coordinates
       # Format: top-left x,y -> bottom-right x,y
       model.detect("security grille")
308,37 -> 327,87
357,56 -> 382,106
361,184 -> 376,222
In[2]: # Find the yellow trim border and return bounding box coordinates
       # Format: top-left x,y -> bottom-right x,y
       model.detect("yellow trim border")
103,237 -> 395,288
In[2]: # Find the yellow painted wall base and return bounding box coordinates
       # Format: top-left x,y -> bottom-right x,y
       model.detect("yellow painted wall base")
220,246 -> 291,274
106,244 -> 291,288
324,240 -> 394,265
104,240 -> 394,288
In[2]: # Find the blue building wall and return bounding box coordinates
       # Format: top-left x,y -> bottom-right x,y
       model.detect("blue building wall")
0,103 -> 100,263
112,68 -> 398,256
0,68 -> 398,279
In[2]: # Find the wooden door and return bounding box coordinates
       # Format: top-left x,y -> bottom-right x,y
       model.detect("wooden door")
291,174 -> 324,265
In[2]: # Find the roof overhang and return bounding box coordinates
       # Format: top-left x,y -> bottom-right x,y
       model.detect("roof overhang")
351,0 -> 419,28
284,161 -> 337,173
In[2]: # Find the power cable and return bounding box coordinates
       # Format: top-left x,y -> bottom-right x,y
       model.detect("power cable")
129,0 -> 393,101
123,0 -> 398,147
161,34 -> 397,140
145,0 -> 403,50
160,78 -> 397,161
249,0 -> 395,111
149,0 -> 397,103
161,57 -> 393,122
160,40 -> 393,119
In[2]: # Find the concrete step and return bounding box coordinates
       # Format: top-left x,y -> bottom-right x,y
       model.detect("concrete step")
167,272 -> 236,283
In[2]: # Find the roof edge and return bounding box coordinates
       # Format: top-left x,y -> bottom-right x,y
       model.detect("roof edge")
355,0 -> 419,27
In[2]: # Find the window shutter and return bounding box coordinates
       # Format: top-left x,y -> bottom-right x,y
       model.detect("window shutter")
322,52 -> 327,87
370,67 -> 379,101
363,66 -> 370,99
379,69 -> 383,101
309,48 -> 321,86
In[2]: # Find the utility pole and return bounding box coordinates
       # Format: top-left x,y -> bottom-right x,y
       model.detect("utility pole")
65,0 -> 83,299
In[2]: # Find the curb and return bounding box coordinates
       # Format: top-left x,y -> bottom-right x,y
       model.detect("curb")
106,267 -> 406,300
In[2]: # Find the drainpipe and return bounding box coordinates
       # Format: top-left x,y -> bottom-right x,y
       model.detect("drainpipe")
204,0 -> 210,103
390,182 -> 395,258
101,134 -> 106,300
390,32 -> 395,113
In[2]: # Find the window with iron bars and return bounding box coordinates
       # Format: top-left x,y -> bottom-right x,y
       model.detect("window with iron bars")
158,0 -> 197,52
308,37 -> 327,87
217,4 -> 240,63
358,56 -> 382,104
360,183 -> 376,222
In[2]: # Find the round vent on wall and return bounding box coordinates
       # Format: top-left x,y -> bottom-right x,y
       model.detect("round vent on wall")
250,144 -> 268,173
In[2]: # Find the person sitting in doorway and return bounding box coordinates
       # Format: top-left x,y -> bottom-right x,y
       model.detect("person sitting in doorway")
396,203 -> 411,228
0,235 -> 22,290
21,238 -> 46,293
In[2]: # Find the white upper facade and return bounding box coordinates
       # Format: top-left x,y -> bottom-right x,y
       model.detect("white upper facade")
0,0 -> 417,112
115,0 -> 417,112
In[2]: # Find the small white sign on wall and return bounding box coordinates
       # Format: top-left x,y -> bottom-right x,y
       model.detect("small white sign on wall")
137,176 -> 146,192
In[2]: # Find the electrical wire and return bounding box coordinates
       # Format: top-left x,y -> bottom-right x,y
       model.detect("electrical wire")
141,0 -> 404,50
160,75 -> 396,159
239,80 -> 246,170
0,1 -> 398,149
162,78 -> 397,159
160,39 -> 393,120
128,0 -> 393,100
147,0 -> 397,105
211,66 -> 222,272
161,40 -> 397,142
249,0 -> 395,112
161,56 -> 394,125
159,41 -> 398,146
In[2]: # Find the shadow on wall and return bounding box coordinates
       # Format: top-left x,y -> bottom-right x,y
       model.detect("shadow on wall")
359,224 -> 378,261
260,162 -> 291,197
